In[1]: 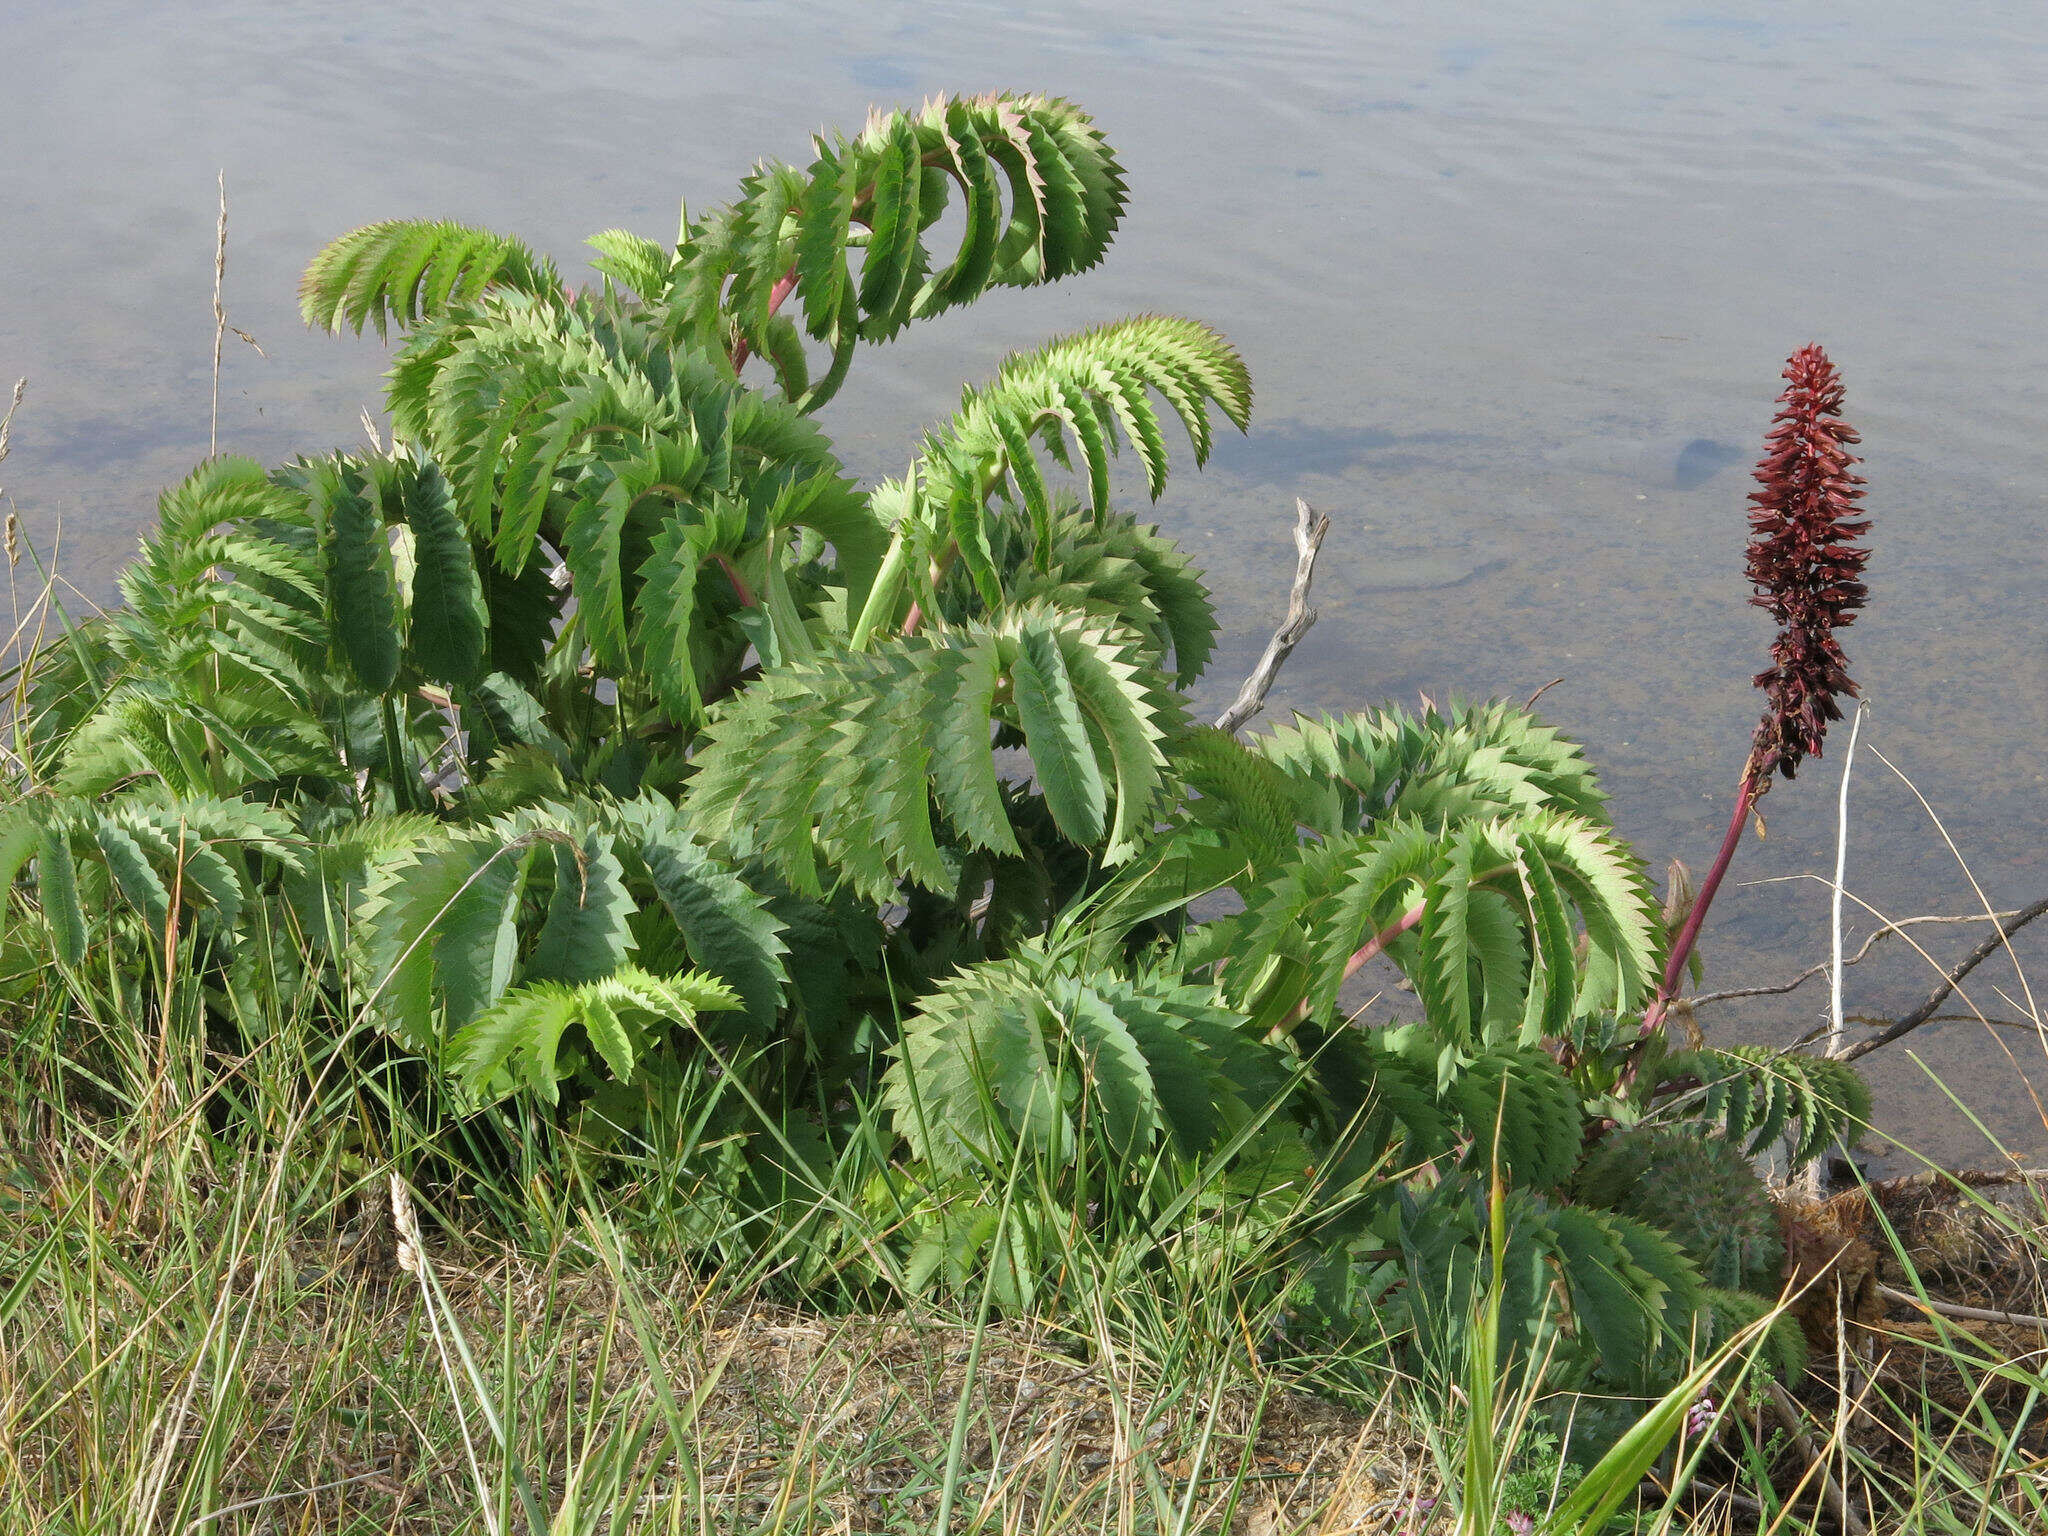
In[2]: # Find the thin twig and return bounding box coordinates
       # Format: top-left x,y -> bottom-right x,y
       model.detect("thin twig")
1849,1012 -> 2038,1035
1215,498 -> 1330,735
210,170 -> 227,456
1878,1284 -> 2048,1334
1839,897 -> 2048,1063
1687,910 -> 2031,1009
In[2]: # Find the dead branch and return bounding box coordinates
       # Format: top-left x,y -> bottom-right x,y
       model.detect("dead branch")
1878,1284 -> 2048,1334
1765,1380 -> 1868,1536
1686,908 -> 2032,1010
1839,896 -> 2048,1063
1214,498 -> 1330,736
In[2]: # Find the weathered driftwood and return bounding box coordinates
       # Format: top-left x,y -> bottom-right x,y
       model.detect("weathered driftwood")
1215,498 -> 1331,735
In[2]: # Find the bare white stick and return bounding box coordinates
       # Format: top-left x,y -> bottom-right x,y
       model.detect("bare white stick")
1827,700 -> 1869,1061
210,171 -> 227,457
1215,498 -> 1331,735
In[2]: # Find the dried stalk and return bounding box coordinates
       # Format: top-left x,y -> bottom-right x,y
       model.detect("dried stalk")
0,377 -> 22,570
1215,498 -> 1330,735
0,376 -> 22,472
210,170 -> 227,456
1824,702 -> 1868,1062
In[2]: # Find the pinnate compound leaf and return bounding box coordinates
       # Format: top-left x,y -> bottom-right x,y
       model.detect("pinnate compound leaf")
301,219 -> 560,337
358,832 -> 531,1053
885,946 -> 1266,1177
690,607 -> 1173,900
448,965 -> 737,1105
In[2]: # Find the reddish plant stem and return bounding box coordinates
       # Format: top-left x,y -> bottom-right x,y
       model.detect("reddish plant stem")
726,149 -> 964,377
727,267 -> 800,374
1343,897 -> 1430,988
1643,763 -> 1759,1033
1279,897 -> 1428,1033
711,553 -> 757,608
1293,873 -> 1530,1030
900,549 -> 958,640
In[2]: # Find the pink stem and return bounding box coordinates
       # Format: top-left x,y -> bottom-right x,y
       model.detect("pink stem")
728,268 -> 800,374
1343,898 -> 1430,987
711,553 -> 756,608
1280,897 -> 1429,1033
900,550 -> 955,640
1642,765 -> 1759,1033
1343,901 -> 1425,987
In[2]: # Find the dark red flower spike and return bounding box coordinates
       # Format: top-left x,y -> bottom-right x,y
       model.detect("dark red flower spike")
1645,344 -> 1872,1031
1743,344 -> 1871,790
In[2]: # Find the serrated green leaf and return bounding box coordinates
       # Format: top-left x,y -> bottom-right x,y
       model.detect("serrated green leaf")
528,831 -> 634,984
38,827 -> 87,965
320,462 -> 401,692
402,459 -> 488,686
629,810 -> 789,1029
1011,626 -> 1105,845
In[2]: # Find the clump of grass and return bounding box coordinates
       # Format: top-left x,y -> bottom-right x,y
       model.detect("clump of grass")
0,961 -> 1437,1535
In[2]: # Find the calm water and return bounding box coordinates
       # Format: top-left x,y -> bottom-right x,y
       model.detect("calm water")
4,1 -> 2045,1168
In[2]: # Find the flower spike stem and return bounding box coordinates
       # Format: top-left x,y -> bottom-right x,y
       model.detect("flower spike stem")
1643,343 -> 1869,1037
1643,768 -> 1757,1032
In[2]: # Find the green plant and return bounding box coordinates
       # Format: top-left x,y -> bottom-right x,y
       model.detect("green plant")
1,96 -> 1877,1476
1574,1125 -> 1782,1292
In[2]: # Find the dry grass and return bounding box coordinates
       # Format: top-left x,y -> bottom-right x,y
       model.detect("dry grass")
0,1113 -> 1440,1536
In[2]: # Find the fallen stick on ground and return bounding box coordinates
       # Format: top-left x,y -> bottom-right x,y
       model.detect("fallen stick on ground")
1878,1283 -> 2048,1335
1765,1379 -> 1869,1536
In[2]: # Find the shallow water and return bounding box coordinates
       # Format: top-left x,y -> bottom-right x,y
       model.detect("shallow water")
3,0 -> 2044,1168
